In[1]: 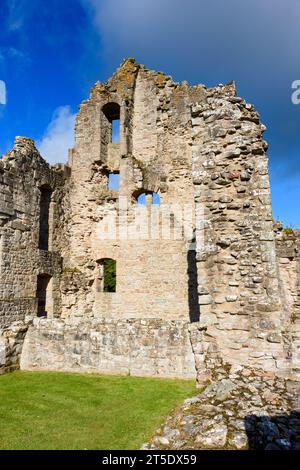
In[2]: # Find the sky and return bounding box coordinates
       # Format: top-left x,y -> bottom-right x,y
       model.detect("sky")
0,0 -> 299,226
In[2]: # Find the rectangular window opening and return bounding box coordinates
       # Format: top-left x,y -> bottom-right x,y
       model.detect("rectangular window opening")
96,259 -> 116,293
36,274 -> 52,317
112,119 -> 120,144
108,172 -> 120,191
39,186 -> 52,250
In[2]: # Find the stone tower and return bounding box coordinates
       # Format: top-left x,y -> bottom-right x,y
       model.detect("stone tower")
0,59 -> 299,384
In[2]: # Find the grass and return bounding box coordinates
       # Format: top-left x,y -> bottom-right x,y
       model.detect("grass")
0,371 -> 196,450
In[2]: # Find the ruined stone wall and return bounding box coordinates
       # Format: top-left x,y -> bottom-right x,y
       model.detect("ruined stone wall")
61,59 -> 202,322
191,84 -> 289,381
0,137 -> 66,328
17,60 -> 204,378
275,227 -> 300,380
1,59 -> 299,383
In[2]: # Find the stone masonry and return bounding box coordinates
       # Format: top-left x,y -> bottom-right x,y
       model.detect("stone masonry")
0,59 -> 299,393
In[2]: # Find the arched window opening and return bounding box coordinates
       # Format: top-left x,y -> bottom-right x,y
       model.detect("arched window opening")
38,186 -> 52,250
96,258 -> 116,293
102,102 -> 120,144
136,191 -> 160,206
36,274 -> 52,317
108,172 -> 120,191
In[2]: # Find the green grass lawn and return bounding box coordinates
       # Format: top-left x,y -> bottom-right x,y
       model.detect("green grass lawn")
0,371 -> 196,450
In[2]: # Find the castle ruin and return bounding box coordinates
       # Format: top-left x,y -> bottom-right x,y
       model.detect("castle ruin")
0,59 -> 299,391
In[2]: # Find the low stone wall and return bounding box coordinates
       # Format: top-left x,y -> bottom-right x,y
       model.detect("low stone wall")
0,319 -> 31,374
20,317 -> 197,379
144,370 -> 300,450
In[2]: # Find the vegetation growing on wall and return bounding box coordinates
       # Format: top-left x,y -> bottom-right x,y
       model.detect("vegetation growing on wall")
103,258 -> 116,292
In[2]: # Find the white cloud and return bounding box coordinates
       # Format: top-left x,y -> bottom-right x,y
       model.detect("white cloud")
0,47 -> 27,65
37,106 -> 76,165
0,81 -> 6,105
7,47 -> 26,60
81,0 -> 300,88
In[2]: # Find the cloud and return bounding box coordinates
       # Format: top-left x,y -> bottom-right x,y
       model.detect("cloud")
1,1 -> 34,70
5,0 -> 28,31
37,106 -> 76,165
82,0 -> 300,83
81,0 -> 300,178
0,47 -> 27,64
4,0 -> 39,33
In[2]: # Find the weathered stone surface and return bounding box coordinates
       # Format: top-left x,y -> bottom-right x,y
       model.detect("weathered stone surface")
20,317 -> 196,379
0,318 -> 32,374
0,58 -> 299,386
0,137 -> 66,330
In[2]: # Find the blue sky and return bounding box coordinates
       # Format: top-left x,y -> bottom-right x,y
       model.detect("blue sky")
0,0 -> 299,226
